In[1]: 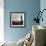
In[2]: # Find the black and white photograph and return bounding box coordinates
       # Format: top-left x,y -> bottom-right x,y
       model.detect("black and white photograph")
10,12 -> 25,27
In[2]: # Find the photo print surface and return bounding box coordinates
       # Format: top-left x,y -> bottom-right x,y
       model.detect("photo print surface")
10,12 -> 25,27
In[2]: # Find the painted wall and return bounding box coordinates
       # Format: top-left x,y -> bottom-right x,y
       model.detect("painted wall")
40,0 -> 46,27
0,0 -> 4,42
4,0 -> 40,42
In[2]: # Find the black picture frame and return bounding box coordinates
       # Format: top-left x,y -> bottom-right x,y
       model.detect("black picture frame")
10,12 -> 25,28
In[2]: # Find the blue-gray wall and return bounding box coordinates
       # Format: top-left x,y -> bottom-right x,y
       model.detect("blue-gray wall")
4,0 -> 40,42
40,0 -> 46,27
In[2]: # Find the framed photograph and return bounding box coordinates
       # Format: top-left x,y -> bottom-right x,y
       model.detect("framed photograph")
10,12 -> 25,27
